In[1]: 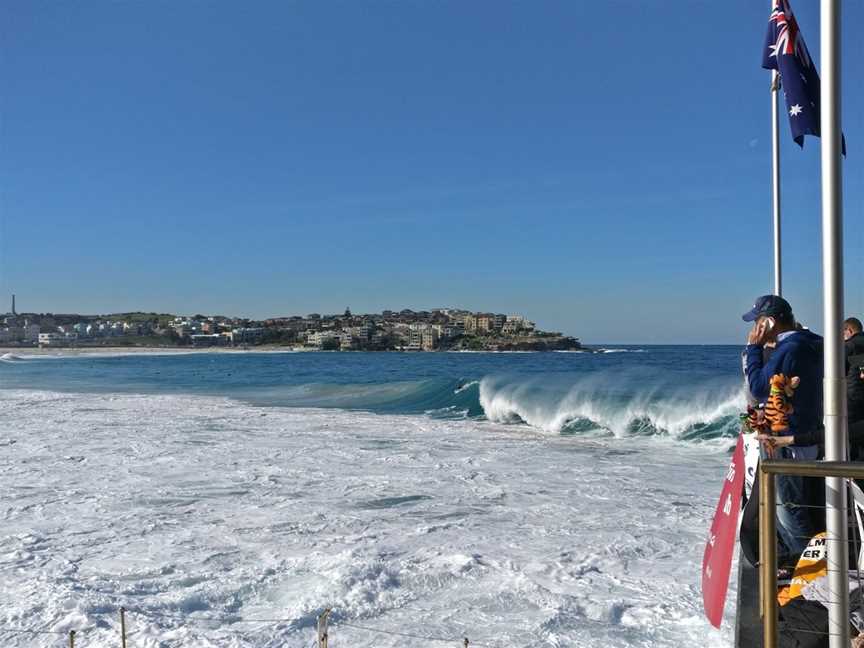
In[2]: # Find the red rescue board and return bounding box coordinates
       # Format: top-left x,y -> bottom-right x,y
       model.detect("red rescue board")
702,434 -> 745,628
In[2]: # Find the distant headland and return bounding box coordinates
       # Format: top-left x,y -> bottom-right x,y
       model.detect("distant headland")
1,299 -> 582,352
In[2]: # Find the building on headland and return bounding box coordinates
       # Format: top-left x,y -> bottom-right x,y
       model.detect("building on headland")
464,313 -> 494,334
421,329 -> 439,351
476,314 -> 493,333
0,327 -> 21,344
405,329 -> 422,351
38,333 -> 68,347
401,326 -> 439,351
502,315 -> 535,335
191,334 -> 229,347
307,330 -> 340,349
357,322 -> 375,341
0,322 -> 39,344
463,313 -> 477,334
230,327 -> 265,345
24,324 -> 39,342
0,299 -> 578,352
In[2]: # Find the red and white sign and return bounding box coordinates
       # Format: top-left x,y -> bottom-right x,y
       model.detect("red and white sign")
702,434 -> 745,628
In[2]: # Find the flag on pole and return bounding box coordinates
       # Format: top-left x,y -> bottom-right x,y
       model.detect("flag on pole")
762,0 -> 845,153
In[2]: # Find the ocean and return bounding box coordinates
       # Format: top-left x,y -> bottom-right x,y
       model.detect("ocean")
0,346 -> 745,647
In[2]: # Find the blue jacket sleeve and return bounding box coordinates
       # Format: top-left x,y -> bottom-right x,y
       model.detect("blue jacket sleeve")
744,344 -> 771,401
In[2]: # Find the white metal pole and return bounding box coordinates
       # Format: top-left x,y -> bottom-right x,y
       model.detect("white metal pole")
771,69 -> 782,297
820,1 -> 848,646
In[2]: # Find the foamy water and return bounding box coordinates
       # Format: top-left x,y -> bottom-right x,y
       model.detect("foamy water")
0,387 -> 734,647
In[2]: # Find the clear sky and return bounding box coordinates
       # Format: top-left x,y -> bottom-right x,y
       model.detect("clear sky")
1,1 -> 863,343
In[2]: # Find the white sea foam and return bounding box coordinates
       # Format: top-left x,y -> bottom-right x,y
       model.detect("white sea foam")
0,352 -> 67,362
479,374 -> 744,439
0,348 -> 304,361
0,350 -> 201,361
0,389 -> 734,647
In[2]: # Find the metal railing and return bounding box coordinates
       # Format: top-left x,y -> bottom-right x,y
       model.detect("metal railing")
1,606 -> 493,647
759,460 -> 864,647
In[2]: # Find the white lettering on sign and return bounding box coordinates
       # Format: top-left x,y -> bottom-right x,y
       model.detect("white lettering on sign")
709,533 -> 716,547
722,493 -> 732,516
706,565 -> 713,579
726,462 -> 737,483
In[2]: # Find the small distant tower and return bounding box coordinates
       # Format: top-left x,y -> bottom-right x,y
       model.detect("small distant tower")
11,294 -> 16,316
344,307 -> 352,318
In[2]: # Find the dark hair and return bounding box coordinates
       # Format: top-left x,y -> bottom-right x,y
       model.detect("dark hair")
772,311 -> 795,327
845,317 -> 863,333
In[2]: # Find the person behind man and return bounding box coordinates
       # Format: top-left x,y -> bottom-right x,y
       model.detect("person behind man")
844,317 -> 864,422
844,317 -> 864,459
742,295 -> 824,560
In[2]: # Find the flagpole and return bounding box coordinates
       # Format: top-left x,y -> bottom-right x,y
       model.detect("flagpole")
820,0 -> 848,646
771,68 -> 782,297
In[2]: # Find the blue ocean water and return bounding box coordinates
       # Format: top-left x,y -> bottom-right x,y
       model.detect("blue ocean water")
0,345 -> 745,440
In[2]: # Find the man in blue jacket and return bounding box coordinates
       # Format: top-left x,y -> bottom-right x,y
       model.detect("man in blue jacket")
742,295 -> 824,559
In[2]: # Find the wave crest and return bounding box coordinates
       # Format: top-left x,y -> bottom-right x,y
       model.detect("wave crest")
478,372 -> 744,440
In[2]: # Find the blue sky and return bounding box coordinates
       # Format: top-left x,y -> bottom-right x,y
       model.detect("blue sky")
1,1 -> 863,343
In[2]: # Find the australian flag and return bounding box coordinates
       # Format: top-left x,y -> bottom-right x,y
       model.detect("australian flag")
762,0 -> 844,153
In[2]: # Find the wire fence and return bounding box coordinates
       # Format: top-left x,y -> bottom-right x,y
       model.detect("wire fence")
1,605 -> 498,647
761,474 -> 864,646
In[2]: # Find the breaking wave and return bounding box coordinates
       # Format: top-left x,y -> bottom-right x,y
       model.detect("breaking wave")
1,351 -> 746,441
478,373 -> 744,440
245,373 -> 743,441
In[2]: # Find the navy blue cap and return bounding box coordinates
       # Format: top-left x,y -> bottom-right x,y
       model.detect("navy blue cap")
742,295 -> 793,322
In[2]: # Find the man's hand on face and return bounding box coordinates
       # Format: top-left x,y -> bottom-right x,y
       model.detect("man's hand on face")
747,318 -> 771,346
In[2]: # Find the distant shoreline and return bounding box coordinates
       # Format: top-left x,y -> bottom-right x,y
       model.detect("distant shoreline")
0,345 -> 604,357
0,346 -> 302,356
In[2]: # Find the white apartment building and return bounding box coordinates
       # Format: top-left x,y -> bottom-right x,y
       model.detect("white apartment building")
38,333 -> 67,347
406,329 -> 423,350
231,327 -> 265,345
307,330 -> 339,348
